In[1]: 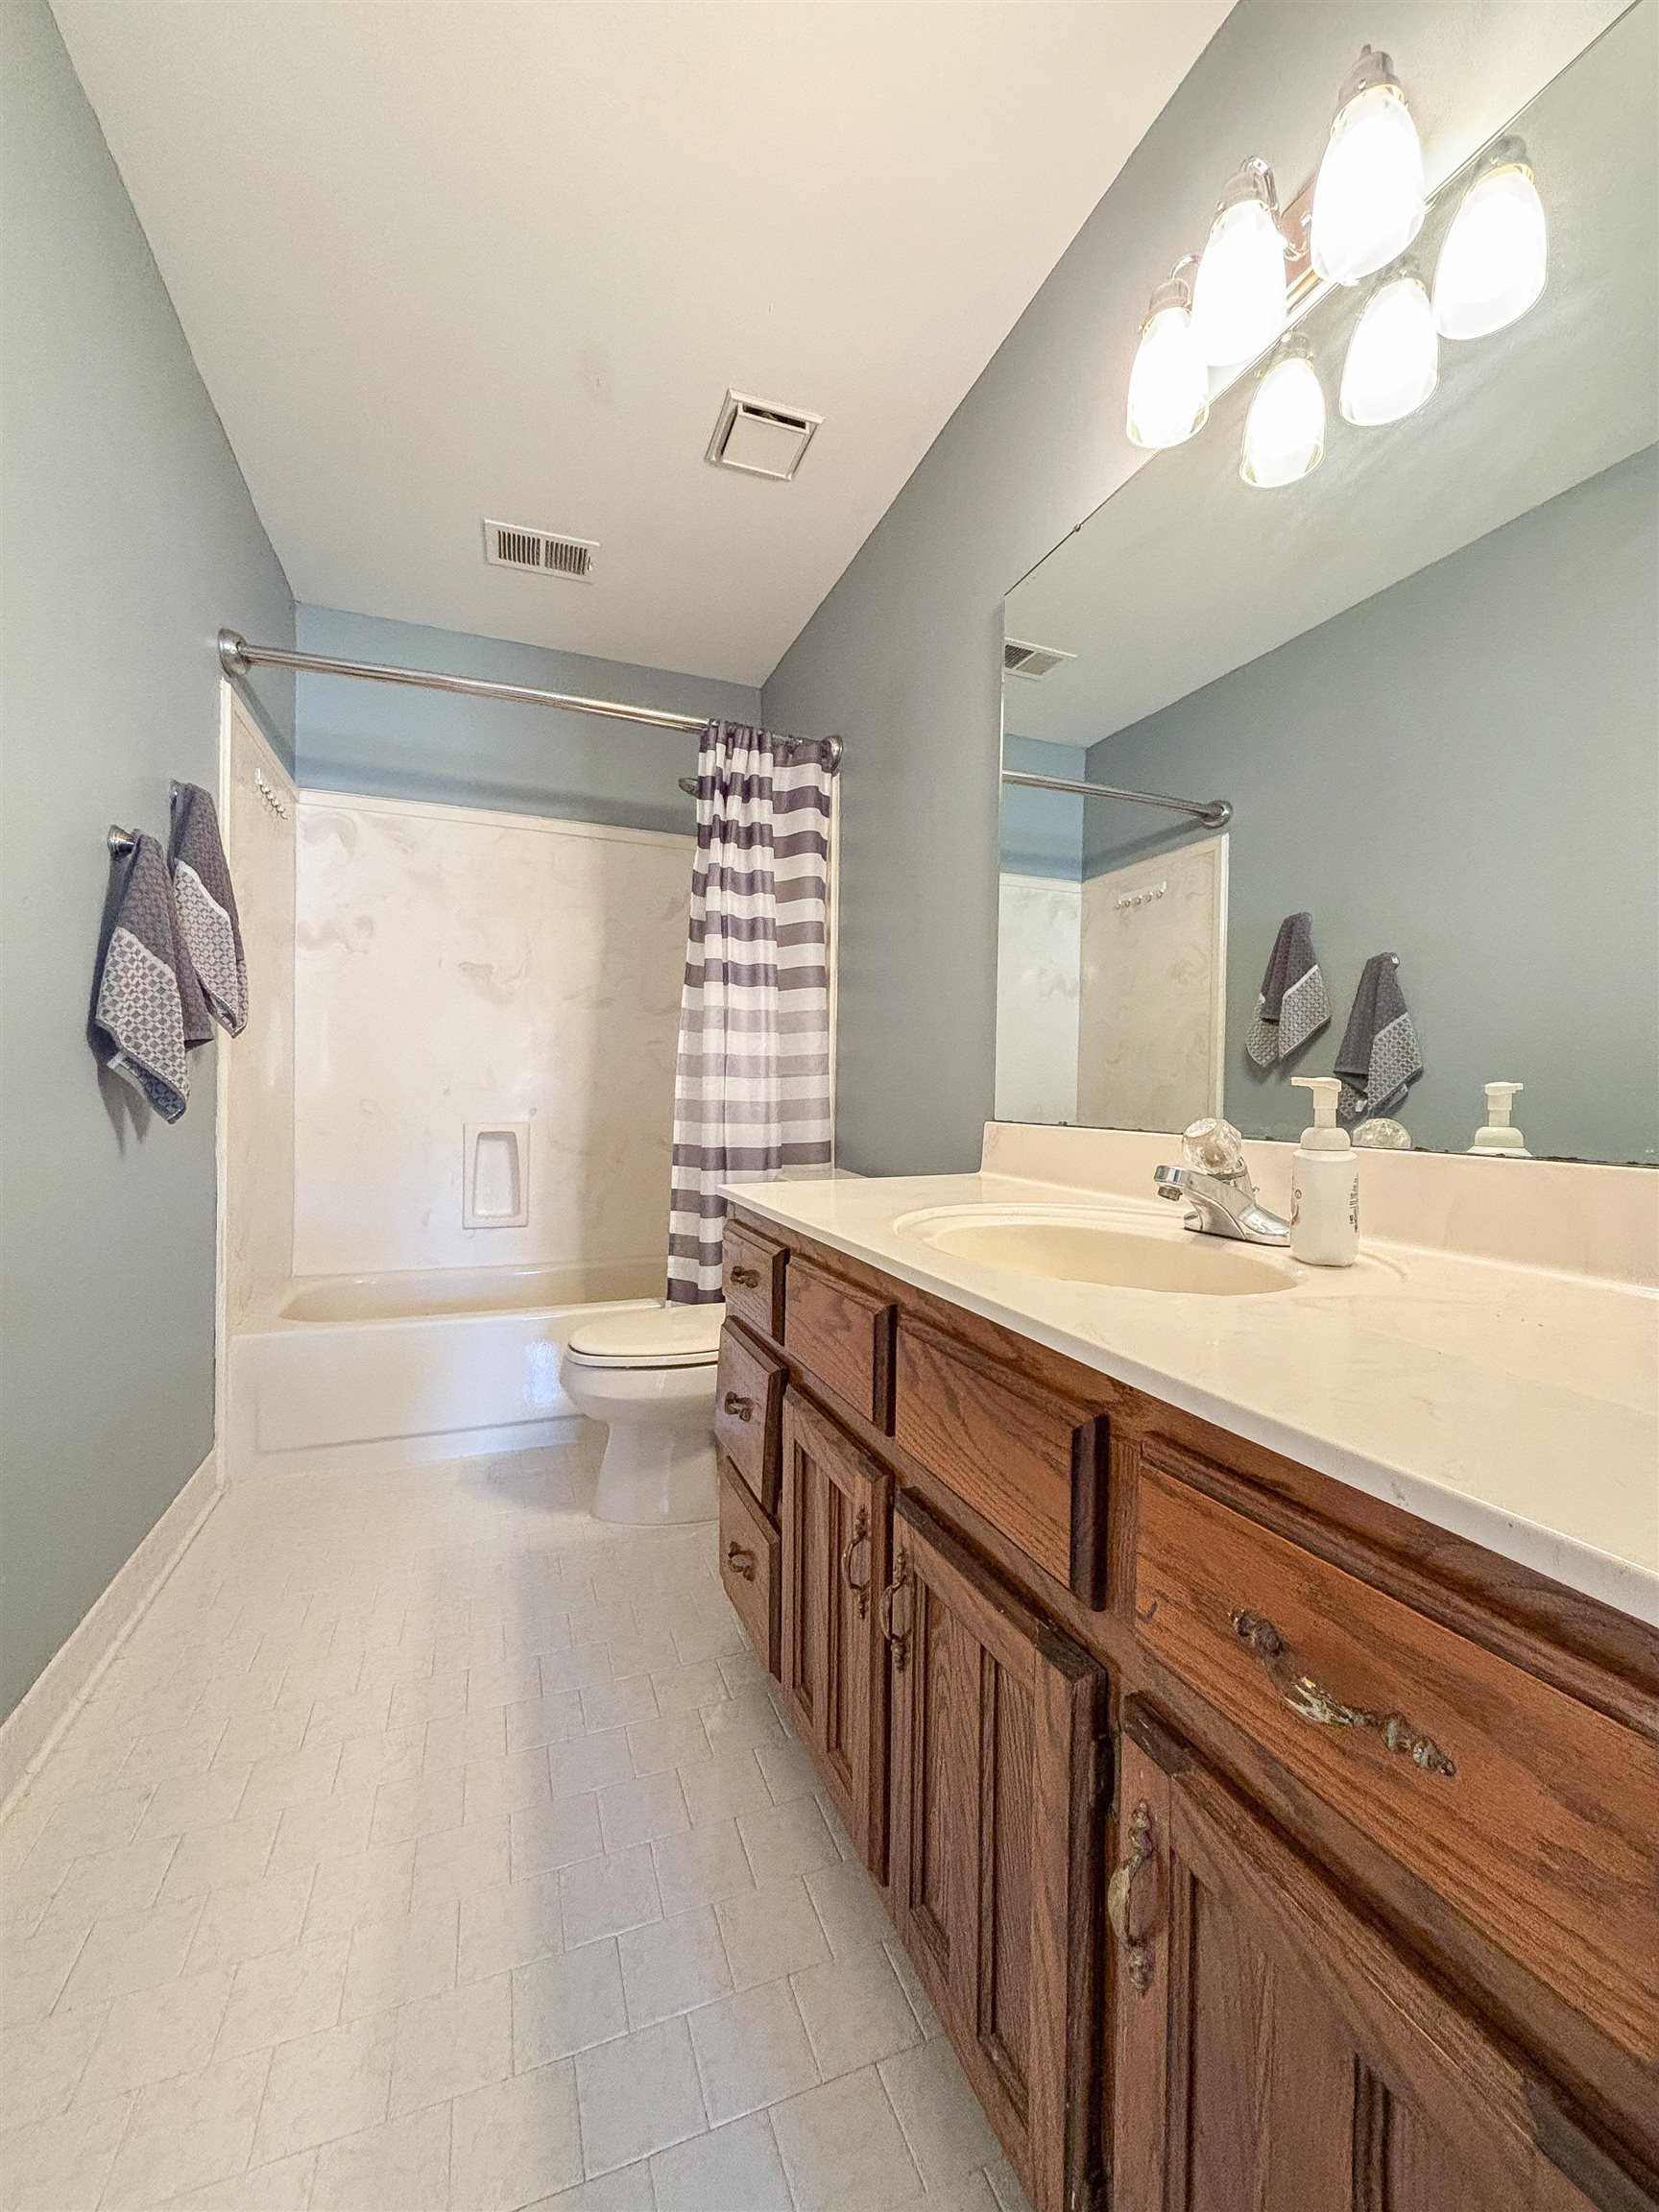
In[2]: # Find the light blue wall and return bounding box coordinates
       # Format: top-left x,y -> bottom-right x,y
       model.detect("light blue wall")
0,0 -> 296,1721
296,607 -> 760,834
760,1 -> 1628,1175
998,735 -> 1085,880
1084,445 -> 1659,1164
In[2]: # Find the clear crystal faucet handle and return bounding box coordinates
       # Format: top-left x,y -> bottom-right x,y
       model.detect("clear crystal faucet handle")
1181,1117 -> 1245,1178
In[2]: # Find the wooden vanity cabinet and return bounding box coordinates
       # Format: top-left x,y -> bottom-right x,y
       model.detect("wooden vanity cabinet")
784,1256 -> 897,1431
722,1218 -> 787,1339
888,1496 -> 1107,2212
1110,1701 -> 1629,2212
1131,1452 -> 1659,2066
713,1322 -> 784,1513
720,1207 -> 1659,2212
717,1466 -> 780,1675
779,1389 -> 892,1875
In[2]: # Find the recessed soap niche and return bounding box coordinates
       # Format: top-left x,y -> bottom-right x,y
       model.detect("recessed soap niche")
463,1120 -> 530,1229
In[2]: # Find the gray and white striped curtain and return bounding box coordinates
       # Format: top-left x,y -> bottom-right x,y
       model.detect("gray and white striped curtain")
666,722 -> 833,1303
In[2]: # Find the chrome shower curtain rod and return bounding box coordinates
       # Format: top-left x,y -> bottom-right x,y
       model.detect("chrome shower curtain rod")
217,630 -> 843,772
1001,765 -> 1230,830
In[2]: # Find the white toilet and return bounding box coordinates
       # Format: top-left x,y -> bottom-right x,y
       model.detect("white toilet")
562,1302 -> 725,1525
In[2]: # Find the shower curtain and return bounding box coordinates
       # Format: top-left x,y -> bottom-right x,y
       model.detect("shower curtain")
666,721 -> 834,1304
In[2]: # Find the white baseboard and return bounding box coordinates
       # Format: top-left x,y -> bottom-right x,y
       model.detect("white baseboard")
0,1450 -> 223,1819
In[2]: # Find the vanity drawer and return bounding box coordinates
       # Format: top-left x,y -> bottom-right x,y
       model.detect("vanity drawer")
722,1221 -> 786,1342
718,1464 -> 780,1677
783,1258 -> 897,1432
714,1324 -> 784,1512
1133,1458 -> 1659,2064
892,1317 -> 1109,1606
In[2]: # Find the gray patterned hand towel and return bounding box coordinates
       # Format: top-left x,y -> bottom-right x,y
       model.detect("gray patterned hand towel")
1335,953 -> 1423,1119
1245,911 -> 1330,1066
89,833 -> 211,1122
168,781 -> 247,1035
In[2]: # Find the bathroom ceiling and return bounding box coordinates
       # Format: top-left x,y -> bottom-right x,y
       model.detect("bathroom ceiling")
53,1 -> 1231,688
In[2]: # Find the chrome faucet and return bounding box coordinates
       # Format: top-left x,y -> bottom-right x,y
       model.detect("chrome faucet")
1154,1160 -> 1290,1246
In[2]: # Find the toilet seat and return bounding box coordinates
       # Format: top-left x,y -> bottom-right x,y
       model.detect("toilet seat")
565,1301 -> 725,1371
562,1303 -> 724,1526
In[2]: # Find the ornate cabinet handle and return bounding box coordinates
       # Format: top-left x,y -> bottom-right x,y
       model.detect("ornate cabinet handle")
729,1264 -> 761,1288
725,1542 -> 757,1582
1107,1800 -> 1157,1995
1230,1609 -> 1457,1778
840,1507 -> 872,1617
722,1392 -> 755,1422
878,1551 -> 914,1670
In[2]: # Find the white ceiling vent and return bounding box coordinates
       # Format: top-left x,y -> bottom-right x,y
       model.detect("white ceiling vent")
706,390 -> 823,481
1003,638 -> 1076,680
482,519 -> 597,581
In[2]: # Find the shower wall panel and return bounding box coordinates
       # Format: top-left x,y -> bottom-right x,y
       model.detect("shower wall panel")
293,793 -> 690,1280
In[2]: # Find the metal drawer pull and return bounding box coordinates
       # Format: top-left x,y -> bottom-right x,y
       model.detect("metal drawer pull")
722,1392 -> 755,1422
840,1507 -> 872,1617
729,1264 -> 761,1288
1107,1800 -> 1157,1995
1230,1608 -> 1457,1778
725,1542 -> 757,1582
878,1551 -> 913,1670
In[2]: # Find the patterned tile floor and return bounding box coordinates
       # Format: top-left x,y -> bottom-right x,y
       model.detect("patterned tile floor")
0,1434 -> 1036,2212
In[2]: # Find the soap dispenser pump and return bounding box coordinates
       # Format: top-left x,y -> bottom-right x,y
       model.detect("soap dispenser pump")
1470,1082 -> 1530,1157
1290,1076 -> 1359,1266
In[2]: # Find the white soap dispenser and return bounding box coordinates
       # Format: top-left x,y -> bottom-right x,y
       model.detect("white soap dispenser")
1469,1082 -> 1530,1157
1290,1076 -> 1359,1266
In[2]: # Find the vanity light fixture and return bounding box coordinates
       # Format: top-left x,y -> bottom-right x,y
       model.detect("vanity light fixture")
1191,158 -> 1288,368
1240,339 -> 1326,488
1432,137 -> 1548,339
1125,258 -> 1210,450
1339,261 -> 1439,425
1310,48 -> 1427,287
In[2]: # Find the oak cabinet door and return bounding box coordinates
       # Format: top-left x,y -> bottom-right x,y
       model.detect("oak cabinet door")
780,1390 -> 891,1877
1109,1701 -> 1644,2212
887,1494 -> 1107,2212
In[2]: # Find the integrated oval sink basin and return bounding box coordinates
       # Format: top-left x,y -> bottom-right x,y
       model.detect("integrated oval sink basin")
907,1211 -> 1298,1297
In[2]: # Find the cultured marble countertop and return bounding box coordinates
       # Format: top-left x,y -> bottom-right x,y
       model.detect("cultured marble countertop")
726,1171 -> 1659,1627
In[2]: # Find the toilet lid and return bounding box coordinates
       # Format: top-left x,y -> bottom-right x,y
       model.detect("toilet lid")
565,1301 -> 725,1370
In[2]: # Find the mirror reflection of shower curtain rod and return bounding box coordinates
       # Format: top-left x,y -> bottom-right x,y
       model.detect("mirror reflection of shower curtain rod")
216,631 -> 843,773
1001,766 -> 1230,830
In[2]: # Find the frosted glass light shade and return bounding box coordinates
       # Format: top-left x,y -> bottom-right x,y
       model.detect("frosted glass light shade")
1192,164 -> 1287,367
1126,274 -> 1210,449
1240,350 -> 1326,487
1433,149 -> 1547,339
1311,54 -> 1426,286
1340,270 -> 1439,425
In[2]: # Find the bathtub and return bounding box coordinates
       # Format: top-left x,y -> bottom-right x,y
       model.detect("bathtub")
227,1259 -> 665,1477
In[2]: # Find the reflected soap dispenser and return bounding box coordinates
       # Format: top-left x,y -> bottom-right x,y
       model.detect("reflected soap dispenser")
1290,1077 -> 1359,1266
1469,1082 -> 1530,1157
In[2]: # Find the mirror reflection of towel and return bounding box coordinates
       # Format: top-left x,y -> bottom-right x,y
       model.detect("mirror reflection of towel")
1246,912 -> 1330,1066
1335,953 -> 1423,1120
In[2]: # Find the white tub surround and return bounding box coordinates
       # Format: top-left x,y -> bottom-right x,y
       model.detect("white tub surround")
227,1262 -> 663,1477
293,794 -> 689,1280
725,1124 -> 1659,1623
220,692 -> 297,1331
1078,835 -> 1228,1134
994,874 -> 1081,1125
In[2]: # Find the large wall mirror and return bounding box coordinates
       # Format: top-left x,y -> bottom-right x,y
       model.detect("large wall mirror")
997,4 -> 1657,1166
